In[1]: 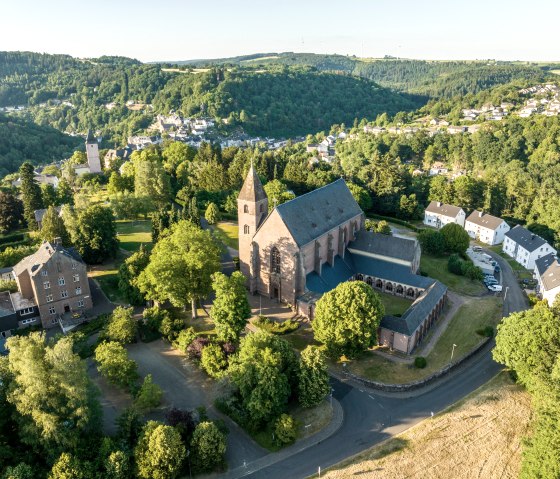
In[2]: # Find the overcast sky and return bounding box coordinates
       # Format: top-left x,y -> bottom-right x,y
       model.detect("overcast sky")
2,0 -> 559,62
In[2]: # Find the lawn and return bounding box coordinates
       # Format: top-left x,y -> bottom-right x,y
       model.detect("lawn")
379,293 -> 413,316
116,220 -> 152,252
212,221 -> 239,250
341,296 -> 502,384
420,254 -> 485,296
315,373 -> 530,479
88,252 -> 128,304
168,306 -> 216,335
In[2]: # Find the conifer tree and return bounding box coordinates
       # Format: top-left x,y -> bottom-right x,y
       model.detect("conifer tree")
19,162 -> 43,229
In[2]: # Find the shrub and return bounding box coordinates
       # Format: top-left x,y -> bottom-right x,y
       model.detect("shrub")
165,408 -> 196,443
274,414 -> 298,445
94,341 -> 138,390
159,315 -> 185,342
200,343 -> 228,378
187,337 -> 212,360
414,356 -> 427,369
464,263 -> 484,280
173,327 -> 197,352
447,253 -> 464,275
0,279 -> 17,293
254,316 -> 299,335
476,326 -> 494,337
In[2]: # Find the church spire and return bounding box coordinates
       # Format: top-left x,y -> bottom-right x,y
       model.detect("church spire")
238,161 -> 267,203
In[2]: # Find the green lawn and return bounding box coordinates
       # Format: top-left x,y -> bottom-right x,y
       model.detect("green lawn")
379,293 -> 413,317
116,220 -> 152,252
212,221 -> 239,250
88,252 -> 128,304
420,254 -> 485,296
340,296 -> 502,384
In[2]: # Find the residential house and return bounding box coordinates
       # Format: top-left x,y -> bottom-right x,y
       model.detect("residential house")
34,206 -> 63,229
428,162 -> 449,176
503,225 -> 557,269
423,201 -> 466,228
534,253 -> 560,306
465,211 -> 510,245
0,267 -> 14,281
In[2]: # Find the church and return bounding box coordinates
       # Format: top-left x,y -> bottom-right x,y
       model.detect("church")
73,130 -> 102,175
237,165 -> 448,354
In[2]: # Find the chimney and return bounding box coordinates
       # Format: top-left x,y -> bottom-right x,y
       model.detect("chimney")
54,237 -> 62,246
436,201 -> 442,207
531,234 -> 535,240
478,211 -> 483,217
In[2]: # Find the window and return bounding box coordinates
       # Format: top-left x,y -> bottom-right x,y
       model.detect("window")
48,306 -> 56,315
56,262 -> 62,273
77,299 -> 85,308
58,277 -> 65,286
73,274 -> 80,282
60,290 -> 68,298
271,246 -> 281,274
244,204 -> 249,213
75,287 -> 82,295
51,318 -> 59,324
21,318 -> 35,325
43,281 -> 50,289
20,307 -> 34,316
41,270 -> 48,276
46,294 -> 53,303
72,262 -> 77,270
244,225 -> 250,234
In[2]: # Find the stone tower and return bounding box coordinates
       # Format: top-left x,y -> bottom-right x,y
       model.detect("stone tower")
237,163 -> 268,290
85,130 -> 102,173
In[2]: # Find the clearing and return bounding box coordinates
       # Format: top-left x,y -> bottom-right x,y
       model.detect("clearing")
316,373 -> 531,479
421,254 -> 486,296
116,220 -> 152,252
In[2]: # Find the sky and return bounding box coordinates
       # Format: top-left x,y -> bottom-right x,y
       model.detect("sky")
2,0 -> 559,62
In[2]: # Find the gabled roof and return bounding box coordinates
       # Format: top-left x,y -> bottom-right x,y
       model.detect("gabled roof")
349,230 -> 418,264
535,253 -> 560,291
238,164 -> 267,203
505,225 -> 552,253
424,201 -> 464,218
466,210 -> 506,230
275,179 -> 362,247
13,242 -> 84,278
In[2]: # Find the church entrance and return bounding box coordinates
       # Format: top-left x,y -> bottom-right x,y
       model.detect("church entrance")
273,286 -> 280,300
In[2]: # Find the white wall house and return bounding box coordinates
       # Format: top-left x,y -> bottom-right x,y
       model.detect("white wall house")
423,201 -> 466,229
534,253 -> 560,306
503,225 -> 557,270
465,211 -> 510,245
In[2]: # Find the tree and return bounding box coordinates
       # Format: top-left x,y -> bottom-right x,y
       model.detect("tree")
134,158 -> 171,207
165,408 -> 196,443
0,191 -> 23,234
440,222 -> 470,254
118,245 -> 150,305
200,343 -> 228,378
56,179 -> 74,206
105,306 -> 137,344
399,193 -> 420,219
204,202 -> 220,225
104,450 -> 130,479
73,205 -> 119,264
263,179 -> 295,211
347,182 -> 373,211
229,331 -> 298,426
39,205 -> 70,246
48,453 -> 89,479
418,229 -> 445,256
312,281 -> 385,358
134,374 -> 163,413
190,421 -> 227,473
298,346 -> 330,408
134,421 -> 185,479
210,271 -> 251,342
19,162 -> 43,229
274,414 -> 297,445
41,183 -> 58,208
94,341 -> 138,390
2,463 -> 34,479
6,333 -> 100,460
138,221 -> 221,318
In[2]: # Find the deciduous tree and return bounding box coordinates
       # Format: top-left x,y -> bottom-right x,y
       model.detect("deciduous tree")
190,421 -> 227,473
298,346 -> 330,408
94,341 -> 138,390
39,205 -> 70,246
73,205 -> 119,264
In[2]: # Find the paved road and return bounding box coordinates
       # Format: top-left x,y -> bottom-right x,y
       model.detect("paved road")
236,250 -> 529,479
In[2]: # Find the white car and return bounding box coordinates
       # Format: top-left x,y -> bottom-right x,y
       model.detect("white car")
488,284 -> 503,292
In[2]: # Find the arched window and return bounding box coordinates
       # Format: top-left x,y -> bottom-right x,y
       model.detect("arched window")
356,274 -> 364,281
271,247 -> 281,274
244,204 -> 249,213
366,277 -> 373,286
244,225 -> 250,234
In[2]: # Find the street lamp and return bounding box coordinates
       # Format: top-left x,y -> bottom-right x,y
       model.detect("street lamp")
504,286 -> 509,302
451,343 -> 457,361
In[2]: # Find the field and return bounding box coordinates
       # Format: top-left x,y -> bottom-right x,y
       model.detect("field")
316,373 -> 531,479
116,220 -> 152,252
420,254 -> 486,296
341,296 -> 502,384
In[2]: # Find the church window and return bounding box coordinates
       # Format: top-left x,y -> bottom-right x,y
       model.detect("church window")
244,225 -> 250,234
244,205 -> 249,213
271,247 -> 281,274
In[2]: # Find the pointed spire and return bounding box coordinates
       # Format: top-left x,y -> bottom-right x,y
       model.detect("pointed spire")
238,161 -> 267,202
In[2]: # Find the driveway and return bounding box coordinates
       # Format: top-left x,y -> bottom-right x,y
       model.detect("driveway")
88,278 -> 115,316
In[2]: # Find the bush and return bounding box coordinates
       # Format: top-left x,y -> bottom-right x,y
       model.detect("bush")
187,337 -> 212,361
447,253 -> 464,275
253,316 -> 299,335
173,327 -> 197,352
94,341 -> 138,390
0,279 -> 18,293
464,263 -> 484,280
200,343 -> 228,378
274,414 -> 298,445
476,326 -> 494,337
159,315 -> 185,342
414,356 -> 427,369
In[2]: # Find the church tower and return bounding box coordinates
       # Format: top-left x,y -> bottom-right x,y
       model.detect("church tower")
237,163 -> 268,289
85,130 -> 102,173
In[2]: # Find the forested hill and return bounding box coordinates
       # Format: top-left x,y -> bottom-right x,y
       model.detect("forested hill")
176,52 -> 553,98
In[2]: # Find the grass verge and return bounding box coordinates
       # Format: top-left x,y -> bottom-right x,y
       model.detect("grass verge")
420,254 -> 486,296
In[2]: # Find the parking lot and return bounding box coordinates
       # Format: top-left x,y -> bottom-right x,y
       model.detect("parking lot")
466,247 -> 503,292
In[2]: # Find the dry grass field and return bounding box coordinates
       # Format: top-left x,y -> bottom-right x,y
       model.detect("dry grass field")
318,373 -> 532,479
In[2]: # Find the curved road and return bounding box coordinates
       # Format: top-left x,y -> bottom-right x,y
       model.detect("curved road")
236,247 -> 528,479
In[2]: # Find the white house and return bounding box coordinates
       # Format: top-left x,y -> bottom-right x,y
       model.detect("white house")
503,225 -> 557,269
428,162 -> 449,176
465,211 -> 510,245
424,201 -> 466,229
534,253 -> 560,306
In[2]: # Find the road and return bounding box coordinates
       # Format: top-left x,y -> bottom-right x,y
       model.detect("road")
235,249 -> 529,479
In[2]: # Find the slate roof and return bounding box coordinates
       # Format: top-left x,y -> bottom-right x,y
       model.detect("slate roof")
305,256 -> 355,294
380,281 -> 448,336
535,253 -> 560,292
13,242 -> 84,278
34,205 -> 63,224
349,230 -> 418,264
505,225 -> 552,253
238,164 -> 267,203
0,291 -> 15,318
466,210 -> 506,230
425,201 -> 464,218
275,179 -> 362,247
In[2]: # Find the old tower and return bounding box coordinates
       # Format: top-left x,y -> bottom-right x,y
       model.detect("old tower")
237,162 -> 268,291
85,130 -> 102,173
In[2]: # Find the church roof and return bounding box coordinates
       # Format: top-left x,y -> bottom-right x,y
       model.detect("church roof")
349,230 -> 418,264
275,179 -> 362,247
238,164 -> 267,203
85,129 -> 97,144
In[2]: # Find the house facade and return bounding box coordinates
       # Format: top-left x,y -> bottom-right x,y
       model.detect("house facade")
503,225 -> 557,269
12,242 -> 93,329
534,253 -> 560,306
424,201 -> 466,229
465,211 -> 510,245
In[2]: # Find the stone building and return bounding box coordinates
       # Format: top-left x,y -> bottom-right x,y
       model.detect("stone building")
237,167 -> 447,354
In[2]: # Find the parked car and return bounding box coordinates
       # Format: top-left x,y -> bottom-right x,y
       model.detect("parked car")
473,246 -> 482,252
494,265 -> 501,273
484,278 -> 499,285
488,284 -> 503,292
